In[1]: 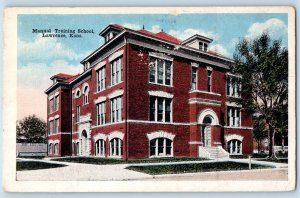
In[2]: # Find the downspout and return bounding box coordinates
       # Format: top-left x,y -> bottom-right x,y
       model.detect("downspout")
125,36 -> 129,161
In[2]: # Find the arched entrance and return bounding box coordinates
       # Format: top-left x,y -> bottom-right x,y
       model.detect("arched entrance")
202,116 -> 212,147
81,130 -> 88,156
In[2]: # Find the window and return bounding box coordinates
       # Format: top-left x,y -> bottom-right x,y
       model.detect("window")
96,67 -> 106,92
150,96 -> 172,122
73,142 -> 76,155
83,86 -> 89,105
54,95 -> 59,111
49,143 -> 53,154
72,92 -> 75,110
49,99 -> 54,113
227,107 -> 241,127
226,76 -> 241,97
49,120 -> 53,135
76,142 -> 79,155
204,43 -> 208,51
150,138 -> 173,157
110,57 -> 122,86
96,102 -> 106,125
110,97 -> 122,123
199,42 -> 203,51
54,143 -> 59,155
191,67 -> 197,90
76,106 -> 80,123
227,139 -> 242,155
95,139 -> 105,157
109,138 -> 122,157
54,118 -> 59,134
149,56 -> 172,86
207,70 -> 212,92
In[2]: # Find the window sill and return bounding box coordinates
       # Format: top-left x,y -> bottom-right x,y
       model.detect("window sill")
109,81 -> 123,88
108,156 -> 122,159
149,155 -> 173,158
149,82 -> 173,87
95,89 -> 106,94
226,95 -> 241,99
189,89 -> 221,96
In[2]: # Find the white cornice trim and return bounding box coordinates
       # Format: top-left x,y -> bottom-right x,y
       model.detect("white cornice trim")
93,133 -> 107,141
94,96 -> 106,104
225,134 -> 244,142
148,90 -> 174,98
224,126 -> 253,130
226,101 -> 242,107
149,52 -> 173,61
189,98 -> 221,106
107,131 -> 124,141
146,131 -> 175,141
189,89 -> 221,96
94,61 -> 106,71
108,89 -> 124,99
108,49 -> 124,62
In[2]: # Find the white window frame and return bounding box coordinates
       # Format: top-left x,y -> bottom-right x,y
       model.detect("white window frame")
49,98 -> 54,113
149,138 -> 173,158
96,66 -> 106,92
148,55 -> 173,86
109,138 -> 122,157
110,96 -> 122,123
95,139 -> 106,157
227,106 -> 241,127
54,143 -> 59,155
96,102 -> 106,125
49,120 -> 53,135
49,143 -> 53,154
149,96 -> 172,123
54,95 -> 59,111
54,118 -> 59,134
227,139 -> 243,155
76,106 -> 80,123
110,57 -> 123,86
191,65 -> 197,90
226,75 -> 242,98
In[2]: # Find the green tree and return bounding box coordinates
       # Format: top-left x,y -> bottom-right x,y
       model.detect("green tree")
16,115 -> 47,143
253,118 -> 268,153
231,33 -> 288,158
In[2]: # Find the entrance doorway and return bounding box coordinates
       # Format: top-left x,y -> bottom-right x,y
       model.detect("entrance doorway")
202,116 -> 212,147
81,130 -> 87,156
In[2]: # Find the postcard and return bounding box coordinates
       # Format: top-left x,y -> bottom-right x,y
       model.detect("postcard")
3,6 -> 295,192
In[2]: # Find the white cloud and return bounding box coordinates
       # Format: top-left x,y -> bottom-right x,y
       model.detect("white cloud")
150,25 -> 161,33
122,23 -> 141,30
17,60 -> 82,120
208,44 -> 231,57
18,35 -> 86,63
245,18 -> 287,40
169,28 -> 219,41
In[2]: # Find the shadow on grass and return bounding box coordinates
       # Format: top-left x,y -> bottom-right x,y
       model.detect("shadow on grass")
17,161 -> 67,171
51,157 -> 208,165
126,161 -> 274,175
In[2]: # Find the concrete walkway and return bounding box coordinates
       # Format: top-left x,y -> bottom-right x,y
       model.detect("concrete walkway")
16,157 -> 288,181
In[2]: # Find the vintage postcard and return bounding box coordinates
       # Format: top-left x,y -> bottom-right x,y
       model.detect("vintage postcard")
3,7 -> 295,192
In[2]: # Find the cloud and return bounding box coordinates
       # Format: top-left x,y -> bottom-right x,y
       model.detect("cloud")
122,23 -> 141,30
245,18 -> 287,40
18,35 -> 87,64
169,28 -> 219,41
208,44 -> 231,58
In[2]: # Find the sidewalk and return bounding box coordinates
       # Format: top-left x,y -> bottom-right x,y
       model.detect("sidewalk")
16,157 -> 288,181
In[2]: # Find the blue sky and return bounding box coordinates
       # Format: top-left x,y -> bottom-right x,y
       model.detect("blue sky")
17,13 -> 288,120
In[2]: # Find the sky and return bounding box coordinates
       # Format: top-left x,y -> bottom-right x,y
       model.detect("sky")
17,13 -> 288,121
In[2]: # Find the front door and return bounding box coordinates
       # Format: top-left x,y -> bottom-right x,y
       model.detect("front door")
203,126 -> 211,147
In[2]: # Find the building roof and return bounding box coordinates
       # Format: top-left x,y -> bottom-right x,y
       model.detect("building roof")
137,30 -> 182,44
50,73 -> 75,80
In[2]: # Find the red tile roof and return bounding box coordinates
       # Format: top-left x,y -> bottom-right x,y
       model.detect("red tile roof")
51,73 -> 74,79
136,29 -> 181,44
110,24 -> 124,29
63,74 -> 80,83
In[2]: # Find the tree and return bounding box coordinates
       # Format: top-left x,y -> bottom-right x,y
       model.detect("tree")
16,115 -> 47,143
231,33 -> 288,158
253,117 -> 268,153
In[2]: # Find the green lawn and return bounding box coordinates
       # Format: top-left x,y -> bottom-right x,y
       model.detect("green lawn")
17,161 -> 67,171
51,157 -> 208,165
257,158 -> 288,164
126,161 -> 274,175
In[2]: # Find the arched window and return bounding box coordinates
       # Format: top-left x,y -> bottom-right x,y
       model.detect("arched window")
54,143 -> 59,155
109,138 -> 122,157
95,139 -> 106,157
227,139 -> 242,155
150,138 -> 173,157
49,143 -> 53,154
83,86 -> 89,105
76,142 -> 80,155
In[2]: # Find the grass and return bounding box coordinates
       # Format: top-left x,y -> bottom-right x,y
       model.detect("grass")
17,161 -> 67,171
257,158 -> 288,164
51,157 -> 208,165
126,161 -> 274,175
18,156 -> 45,159
229,153 -> 269,159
